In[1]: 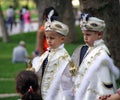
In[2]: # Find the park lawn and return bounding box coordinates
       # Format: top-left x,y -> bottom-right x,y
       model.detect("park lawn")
0,29 -> 81,99
1,96 -> 20,100
0,27 -> 120,100
0,32 -> 38,95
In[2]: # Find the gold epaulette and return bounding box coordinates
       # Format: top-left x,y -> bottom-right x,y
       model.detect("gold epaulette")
26,67 -> 35,72
69,60 -> 78,76
26,59 -> 35,72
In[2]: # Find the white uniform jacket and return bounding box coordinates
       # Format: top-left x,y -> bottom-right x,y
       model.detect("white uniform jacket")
32,44 -> 73,100
72,39 -> 119,100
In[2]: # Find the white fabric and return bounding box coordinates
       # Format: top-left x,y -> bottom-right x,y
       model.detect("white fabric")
45,20 -> 69,36
80,14 -> 105,32
32,44 -> 73,100
72,39 -> 119,100
32,56 -> 40,67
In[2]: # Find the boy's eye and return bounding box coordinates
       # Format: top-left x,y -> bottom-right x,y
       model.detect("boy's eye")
46,36 -> 54,40
85,33 -> 91,36
50,37 -> 54,39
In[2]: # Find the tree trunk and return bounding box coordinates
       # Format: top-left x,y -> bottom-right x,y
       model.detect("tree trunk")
79,0 -> 120,67
0,6 -> 9,43
13,0 -> 19,9
63,0 -> 77,43
33,0 -> 77,43
33,0 -> 51,25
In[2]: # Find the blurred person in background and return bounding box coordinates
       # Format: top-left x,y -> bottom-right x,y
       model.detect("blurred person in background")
19,9 -> 24,32
6,5 -> 16,32
23,6 -> 31,32
12,41 -> 28,63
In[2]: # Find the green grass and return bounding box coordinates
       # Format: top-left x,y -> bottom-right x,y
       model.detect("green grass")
0,28 -> 120,100
0,32 -> 37,94
0,80 -> 16,93
0,96 -> 20,100
0,30 -> 82,99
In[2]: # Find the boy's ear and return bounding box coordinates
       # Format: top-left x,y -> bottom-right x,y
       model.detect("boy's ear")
98,32 -> 103,38
61,36 -> 65,41
98,32 -> 103,36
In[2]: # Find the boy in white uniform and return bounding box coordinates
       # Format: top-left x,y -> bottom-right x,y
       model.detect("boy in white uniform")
72,14 -> 119,100
32,20 -> 73,100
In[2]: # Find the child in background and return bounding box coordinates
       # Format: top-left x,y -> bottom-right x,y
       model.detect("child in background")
15,70 -> 42,100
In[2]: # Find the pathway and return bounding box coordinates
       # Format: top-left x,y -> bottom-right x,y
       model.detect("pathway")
0,93 -> 18,98
0,20 -> 39,37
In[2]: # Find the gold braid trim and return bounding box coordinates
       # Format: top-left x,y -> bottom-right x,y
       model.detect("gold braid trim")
69,60 -> 78,76
26,59 -> 35,72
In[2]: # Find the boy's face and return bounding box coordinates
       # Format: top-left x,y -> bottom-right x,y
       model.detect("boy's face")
45,31 -> 65,49
82,30 -> 102,46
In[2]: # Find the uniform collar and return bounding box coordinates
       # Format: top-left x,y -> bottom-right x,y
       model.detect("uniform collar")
47,44 -> 64,52
93,39 -> 104,47
88,39 -> 104,48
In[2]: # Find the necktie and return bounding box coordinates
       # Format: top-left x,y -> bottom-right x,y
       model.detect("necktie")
79,45 -> 88,65
42,55 -> 48,76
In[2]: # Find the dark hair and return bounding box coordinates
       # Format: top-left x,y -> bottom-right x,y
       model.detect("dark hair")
16,70 -> 42,100
42,6 -> 59,21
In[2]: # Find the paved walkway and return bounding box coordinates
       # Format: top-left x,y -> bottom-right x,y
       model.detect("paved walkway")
0,20 -> 39,37
0,78 -> 14,81
0,19 -> 79,37
0,93 -> 18,98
